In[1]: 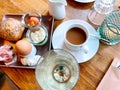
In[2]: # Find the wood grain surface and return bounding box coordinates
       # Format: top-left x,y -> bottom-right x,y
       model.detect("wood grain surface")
0,0 -> 120,90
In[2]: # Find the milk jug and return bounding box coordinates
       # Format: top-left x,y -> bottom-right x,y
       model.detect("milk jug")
48,0 -> 67,20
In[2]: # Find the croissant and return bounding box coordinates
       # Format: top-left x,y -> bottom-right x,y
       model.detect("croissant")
0,18 -> 24,41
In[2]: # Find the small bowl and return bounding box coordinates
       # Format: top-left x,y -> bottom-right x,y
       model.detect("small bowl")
26,25 -> 48,46
22,11 -> 42,28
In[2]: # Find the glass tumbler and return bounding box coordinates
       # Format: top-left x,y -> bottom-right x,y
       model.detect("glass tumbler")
97,10 -> 120,45
88,0 -> 115,25
35,49 -> 79,90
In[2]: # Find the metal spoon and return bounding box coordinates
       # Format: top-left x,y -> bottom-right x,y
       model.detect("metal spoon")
90,34 -> 110,43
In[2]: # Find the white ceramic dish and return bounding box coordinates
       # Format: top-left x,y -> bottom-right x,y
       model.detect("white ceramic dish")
52,19 -> 99,63
74,0 -> 95,3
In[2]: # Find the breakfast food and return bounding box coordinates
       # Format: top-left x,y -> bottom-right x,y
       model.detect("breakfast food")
0,18 -> 24,41
15,40 -> 38,66
0,44 -> 17,66
15,40 -> 32,56
28,16 -> 39,26
30,27 -> 46,43
23,11 -> 41,27
21,55 -> 41,66
26,26 -> 48,45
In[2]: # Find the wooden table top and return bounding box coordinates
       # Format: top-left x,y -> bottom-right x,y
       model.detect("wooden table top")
0,0 -> 120,90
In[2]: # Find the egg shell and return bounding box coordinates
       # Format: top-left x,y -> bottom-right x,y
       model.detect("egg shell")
15,40 -> 32,56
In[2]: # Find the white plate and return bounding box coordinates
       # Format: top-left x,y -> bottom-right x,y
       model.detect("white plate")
52,19 -> 99,63
74,0 -> 95,3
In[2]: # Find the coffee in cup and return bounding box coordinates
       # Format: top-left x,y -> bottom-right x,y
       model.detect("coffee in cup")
64,24 -> 89,53
66,27 -> 87,45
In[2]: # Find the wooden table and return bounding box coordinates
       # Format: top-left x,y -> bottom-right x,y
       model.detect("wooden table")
0,0 -> 120,90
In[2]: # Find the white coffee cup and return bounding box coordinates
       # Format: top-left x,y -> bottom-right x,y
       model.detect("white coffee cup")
64,24 -> 89,53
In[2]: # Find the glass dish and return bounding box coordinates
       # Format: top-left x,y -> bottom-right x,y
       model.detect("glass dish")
97,10 -> 120,45
26,25 -> 48,46
22,11 -> 42,28
35,49 -> 80,90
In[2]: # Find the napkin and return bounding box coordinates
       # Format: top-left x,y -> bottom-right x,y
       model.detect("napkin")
96,58 -> 120,90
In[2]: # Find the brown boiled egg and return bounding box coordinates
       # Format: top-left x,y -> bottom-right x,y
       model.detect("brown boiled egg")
15,40 -> 32,56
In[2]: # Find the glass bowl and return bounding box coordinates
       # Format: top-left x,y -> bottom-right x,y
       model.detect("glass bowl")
26,25 -> 48,46
97,10 -> 120,45
35,49 -> 80,90
22,11 -> 42,28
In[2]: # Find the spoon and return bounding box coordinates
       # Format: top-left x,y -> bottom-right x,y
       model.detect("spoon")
90,34 -> 110,43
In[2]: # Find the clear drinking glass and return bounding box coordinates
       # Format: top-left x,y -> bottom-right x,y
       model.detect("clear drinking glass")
88,0 -> 115,25
35,49 -> 80,90
97,10 -> 120,45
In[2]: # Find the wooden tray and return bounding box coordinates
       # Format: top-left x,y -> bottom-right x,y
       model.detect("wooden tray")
0,14 -> 54,69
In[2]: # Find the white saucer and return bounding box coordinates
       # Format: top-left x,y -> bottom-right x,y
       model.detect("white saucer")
52,19 -> 99,63
74,0 -> 95,3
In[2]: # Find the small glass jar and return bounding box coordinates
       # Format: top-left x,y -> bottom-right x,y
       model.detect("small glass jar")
26,25 -> 48,46
22,11 -> 42,28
